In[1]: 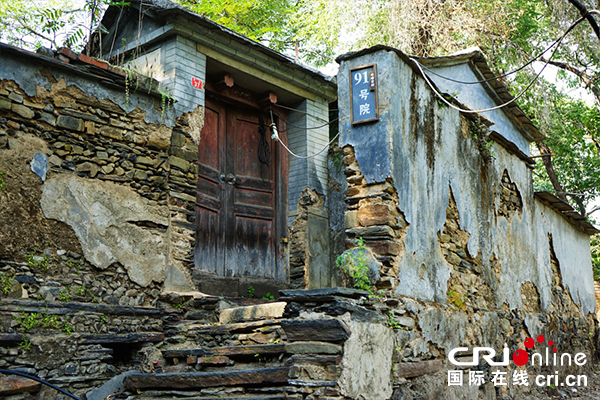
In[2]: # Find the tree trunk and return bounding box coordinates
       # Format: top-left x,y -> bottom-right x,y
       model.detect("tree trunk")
536,141 -> 587,216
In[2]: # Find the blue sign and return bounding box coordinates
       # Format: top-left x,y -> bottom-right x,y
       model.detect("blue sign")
350,64 -> 378,124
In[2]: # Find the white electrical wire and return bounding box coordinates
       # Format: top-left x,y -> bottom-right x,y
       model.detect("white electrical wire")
277,132 -> 341,159
269,107 -> 340,159
409,15 -> 587,114
268,10 -> 598,159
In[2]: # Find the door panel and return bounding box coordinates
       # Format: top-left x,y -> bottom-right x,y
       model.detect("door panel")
195,97 -> 288,293
195,206 -> 220,275
229,216 -> 273,277
195,102 -> 226,276
235,188 -> 273,208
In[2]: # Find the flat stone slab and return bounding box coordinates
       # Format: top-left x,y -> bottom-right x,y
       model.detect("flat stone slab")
281,319 -> 350,343
278,288 -> 369,302
0,299 -> 163,317
0,375 -> 41,395
86,370 -> 138,400
188,319 -> 281,335
163,344 -> 286,359
163,341 -> 343,360
0,334 -> 23,344
123,367 -> 290,390
219,302 -> 287,324
284,341 -> 343,355
152,397 -> 296,400
285,355 -> 341,366
394,360 -> 443,379
80,332 -> 165,344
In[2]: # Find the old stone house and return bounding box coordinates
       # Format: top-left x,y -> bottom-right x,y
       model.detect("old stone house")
0,1 -> 598,399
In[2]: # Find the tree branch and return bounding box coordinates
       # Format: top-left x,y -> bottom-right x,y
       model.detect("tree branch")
540,57 -> 600,103
536,141 -> 568,201
534,141 -> 588,217
591,135 -> 600,155
569,193 -> 587,216
14,16 -> 58,48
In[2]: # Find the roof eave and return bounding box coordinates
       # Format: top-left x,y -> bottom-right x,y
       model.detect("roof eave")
416,51 -> 545,143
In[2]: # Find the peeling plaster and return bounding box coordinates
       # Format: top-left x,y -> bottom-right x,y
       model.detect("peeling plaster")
0,56 -> 174,126
338,49 -> 596,314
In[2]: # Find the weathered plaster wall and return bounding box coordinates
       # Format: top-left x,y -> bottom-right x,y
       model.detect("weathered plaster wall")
1,52 -> 172,126
41,175 -> 169,287
426,62 -> 531,155
337,48 -> 596,315
0,48 -> 199,295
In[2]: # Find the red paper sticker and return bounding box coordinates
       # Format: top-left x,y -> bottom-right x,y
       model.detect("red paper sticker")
191,77 -> 203,89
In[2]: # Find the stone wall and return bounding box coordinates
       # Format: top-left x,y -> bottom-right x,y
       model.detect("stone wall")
0,46 -> 199,302
0,293 -> 219,398
334,47 -> 599,398
288,188 -> 324,289
2,286 -> 598,400
341,146 -> 409,294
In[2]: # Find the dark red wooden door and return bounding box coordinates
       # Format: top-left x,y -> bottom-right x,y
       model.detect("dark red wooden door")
195,98 -> 288,292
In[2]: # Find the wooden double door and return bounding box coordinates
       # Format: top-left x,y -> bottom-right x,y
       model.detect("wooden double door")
194,97 -> 288,295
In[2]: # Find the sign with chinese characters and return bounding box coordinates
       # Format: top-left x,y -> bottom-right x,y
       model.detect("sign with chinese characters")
350,64 -> 378,125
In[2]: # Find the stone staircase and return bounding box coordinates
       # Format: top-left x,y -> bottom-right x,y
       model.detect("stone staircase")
0,288 -> 373,399
87,289 -> 368,400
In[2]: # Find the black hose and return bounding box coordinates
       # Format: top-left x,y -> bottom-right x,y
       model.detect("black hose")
258,115 -> 272,165
567,0 -> 600,41
0,368 -> 83,400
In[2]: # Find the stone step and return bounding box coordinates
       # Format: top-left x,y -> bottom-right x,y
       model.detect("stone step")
123,367 -> 290,390
163,344 -> 286,359
182,318 -> 350,344
219,302 -> 287,324
278,287 -> 369,302
87,371 -> 299,400
0,299 -> 163,317
81,332 -> 164,344
134,396 -> 296,400
0,375 -> 41,396
280,319 -> 350,342
162,341 -> 343,360
186,319 -> 282,335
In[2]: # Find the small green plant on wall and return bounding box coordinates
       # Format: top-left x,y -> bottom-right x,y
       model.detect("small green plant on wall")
0,171 -> 6,191
158,90 -> 175,120
26,248 -> 51,271
19,336 -> 32,351
59,285 -> 72,302
330,147 -> 344,173
173,298 -> 187,309
448,289 -> 466,311
13,312 -> 39,333
262,292 -> 275,301
0,272 -> 15,295
336,237 -> 372,293
62,319 -> 75,335
387,310 -> 403,330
